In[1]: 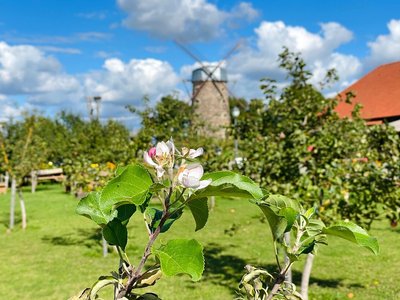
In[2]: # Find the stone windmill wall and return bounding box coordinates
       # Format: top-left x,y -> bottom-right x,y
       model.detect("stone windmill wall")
192,66 -> 231,139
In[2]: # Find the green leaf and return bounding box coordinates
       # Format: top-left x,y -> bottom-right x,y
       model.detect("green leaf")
145,208 -> 182,233
265,194 -> 302,212
193,171 -> 263,200
278,207 -> 298,232
115,165 -> 128,176
257,203 -> 288,240
304,207 -> 316,219
101,164 -> 153,208
323,221 -> 379,255
187,197 -> 208,231
89,276 -> 118,300
76,164 -> 152,225
153,239 -> 204,281
256,195 -> 301,240
116,204 -> 136,225
102,219 -> 128,250
137,293 -> 161,300
76,192 -> 116,225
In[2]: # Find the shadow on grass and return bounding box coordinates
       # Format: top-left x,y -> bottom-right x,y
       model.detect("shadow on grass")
42,228 -> 103,249
200,243 -> 253,296
200,243 -> 362,296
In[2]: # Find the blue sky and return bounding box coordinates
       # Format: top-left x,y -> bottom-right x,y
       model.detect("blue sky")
1,0 -> 400,129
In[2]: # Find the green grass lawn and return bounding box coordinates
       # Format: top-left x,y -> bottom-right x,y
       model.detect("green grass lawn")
0,184 -> 399,300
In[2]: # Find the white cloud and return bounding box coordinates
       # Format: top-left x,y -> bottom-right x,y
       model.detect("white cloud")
227,21 -> 361,98
367,19 -> 400,66
0,41 -> 180,124
84,57 -> 180,112
0,42 -> 80,95
0,95 -> 28,121
117,0 -> 258,42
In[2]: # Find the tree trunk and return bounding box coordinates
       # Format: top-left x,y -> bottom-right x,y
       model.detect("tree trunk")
18,189 -> 27,230
31,171 -> 37,193
284,232 -> 292,283
5,172 -> 9,192
301,253 -> 315,300
9,177 -> 16,230
102,235 -> 108,257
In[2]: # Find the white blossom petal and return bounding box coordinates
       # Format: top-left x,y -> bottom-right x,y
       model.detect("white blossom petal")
178,163 -> 208,189
186,163 -> 204,178
156,166 -> 165,178
182,175 -> 200,188
188,148 -> 204,158
166,140 -> 175,154
144,152 -> 158,167
156,141 -> 170,156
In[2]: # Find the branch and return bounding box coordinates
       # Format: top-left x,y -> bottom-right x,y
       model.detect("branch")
118,187 -> 173,298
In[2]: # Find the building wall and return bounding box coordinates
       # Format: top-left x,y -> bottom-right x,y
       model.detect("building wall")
192,81 -> 230,139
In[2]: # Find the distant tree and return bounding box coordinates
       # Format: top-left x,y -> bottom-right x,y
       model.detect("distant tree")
0,114 -> 49,230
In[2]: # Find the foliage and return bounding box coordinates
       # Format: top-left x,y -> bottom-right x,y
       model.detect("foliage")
0,114 -> 49,181
238,194 -> 378,300
1,113 -> 133,194
74,139 -> 262,299
236,48 -> 400,228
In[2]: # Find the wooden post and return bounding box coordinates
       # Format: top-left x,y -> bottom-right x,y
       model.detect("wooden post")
9,177 -> 16,230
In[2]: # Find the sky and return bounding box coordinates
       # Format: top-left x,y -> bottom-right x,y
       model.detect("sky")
1,0 -> 400,129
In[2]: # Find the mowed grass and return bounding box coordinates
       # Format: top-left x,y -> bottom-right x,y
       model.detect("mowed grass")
0,184 -> 399,300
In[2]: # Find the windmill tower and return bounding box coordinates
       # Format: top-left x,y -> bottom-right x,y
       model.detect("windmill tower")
191,64 -> 230,139
176,41 -> 240,139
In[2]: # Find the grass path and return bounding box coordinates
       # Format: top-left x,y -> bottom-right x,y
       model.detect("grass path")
0,184 -> 399,299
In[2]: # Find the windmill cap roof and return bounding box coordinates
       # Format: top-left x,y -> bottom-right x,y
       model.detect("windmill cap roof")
192,65 -> 227,82
336,61 -> 400,120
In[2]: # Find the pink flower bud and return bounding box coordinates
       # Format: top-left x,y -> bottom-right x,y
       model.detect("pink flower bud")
148,147 -> 157,158
307,145 -> 314,152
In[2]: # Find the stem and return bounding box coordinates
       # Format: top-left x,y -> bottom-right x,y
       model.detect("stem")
273,241 -> 282,271
266,262 -> 293,300
267,227 -> 304,300
169,188 -> 186,208
118,187 -> 172,299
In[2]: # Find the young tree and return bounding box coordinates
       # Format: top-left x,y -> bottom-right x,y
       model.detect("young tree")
0,115 -> 49,230
237,48 -> 399,299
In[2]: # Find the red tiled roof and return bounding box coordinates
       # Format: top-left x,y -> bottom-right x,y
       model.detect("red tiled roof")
336,61 -> 400,120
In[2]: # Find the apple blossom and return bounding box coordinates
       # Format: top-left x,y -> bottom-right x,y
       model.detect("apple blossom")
143,140 -> 175,177
177,163 -> 211,190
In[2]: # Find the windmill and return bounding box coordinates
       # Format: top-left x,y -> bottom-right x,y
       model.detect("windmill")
175,41 -> 241,139
86,96 -> 102,120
